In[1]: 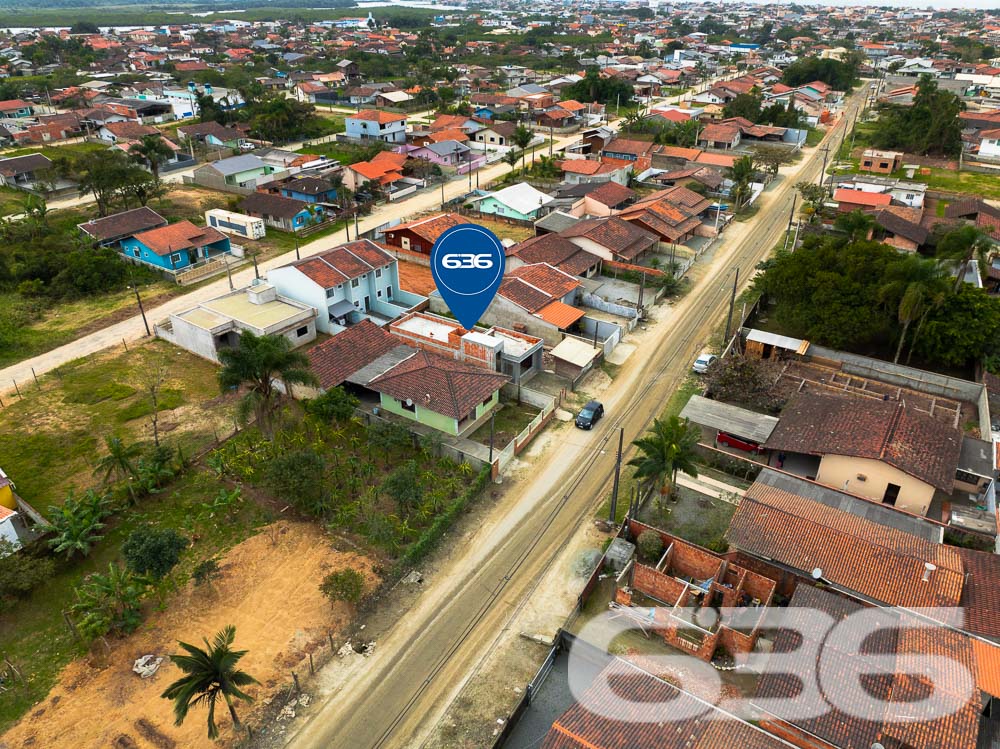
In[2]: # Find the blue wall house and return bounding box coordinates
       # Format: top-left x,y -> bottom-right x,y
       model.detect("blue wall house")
278,176 -> 338,204
120,221 -> 232,272
241,192 -> 325,232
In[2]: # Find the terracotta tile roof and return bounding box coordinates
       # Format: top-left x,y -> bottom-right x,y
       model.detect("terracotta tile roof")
428,114 -> 471,132
728,481 -> 965,608
507,262 -> 581,298
755,585 -> 982,749
348,108 -> 407,124
972,638 -> 1000,699
367,350 -> 508,420
78,206 -> 167,242
132,221 -> 226,256
693,151 -> 736,168
104,121 -> 159,139
536,300 -> 585,328
763,392 -> 963,492
561,216 -> 657,261
307,320 -> 399,389
602,137 -> 655,157
699,122 -> 741,143
544,662 -> 793,749
655,145 -> 703,160
390,213 -> 461,244
834,188 -> 893,208
557,159 -> 604,175
427,128 -> 469,143
284,239 -> 393,287
955,547 -> 1000,643
510,234 -> 601,277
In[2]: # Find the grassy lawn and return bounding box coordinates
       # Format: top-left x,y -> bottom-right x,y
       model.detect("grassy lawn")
467,400 -> 541,447
805,127 -> 825,148
917,168 -> 1000,200
0,186 -> 28,216
0,339 -> 264,732
295,141 -> 377,165
0,141 -> 108,161
464,215 -> 536,243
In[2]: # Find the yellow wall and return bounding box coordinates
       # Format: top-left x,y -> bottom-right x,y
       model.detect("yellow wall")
816,454 -> 936,516
0,483 -> 14,510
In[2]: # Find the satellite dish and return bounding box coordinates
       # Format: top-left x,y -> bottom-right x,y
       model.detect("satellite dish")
405,398 -> 413,407
811,568 -> 823,580
872,743 -> 885,749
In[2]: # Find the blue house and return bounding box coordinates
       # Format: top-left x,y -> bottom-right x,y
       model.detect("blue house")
121,221 -> 232,272
278,176 -> 338,205
240,192 -> 325,232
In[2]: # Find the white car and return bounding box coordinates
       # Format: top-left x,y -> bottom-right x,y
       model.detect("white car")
692,353 -> 718,374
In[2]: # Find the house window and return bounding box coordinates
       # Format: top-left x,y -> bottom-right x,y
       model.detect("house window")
170,253 -> 182,265
296,326 -> 309,337
387,285 -> 393,297
351,278 -> 360,288
132,248 -> 140,258
489,136 -> 496,143
880,162 -> 890,169
905,193 -> 914,200
326,288 -> 336,298
375,268 -> 382,278
401,399 -> 416,412
377,290 -> 382,298
482,395 -> 493,408
956,469 -> 980,484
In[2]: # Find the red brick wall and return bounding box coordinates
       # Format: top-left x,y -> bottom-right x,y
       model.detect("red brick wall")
718,627 -> 755,656
725,551 -> 800,598
633,563 -> 688,605
742,569 -> 777,603
668,540 -> 723,581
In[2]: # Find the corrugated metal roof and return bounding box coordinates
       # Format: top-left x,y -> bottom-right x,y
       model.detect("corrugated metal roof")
679,395 -> 779,444
746,328 -> 810,354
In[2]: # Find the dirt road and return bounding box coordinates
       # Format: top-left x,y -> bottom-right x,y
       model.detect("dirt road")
279,89 -> 866,749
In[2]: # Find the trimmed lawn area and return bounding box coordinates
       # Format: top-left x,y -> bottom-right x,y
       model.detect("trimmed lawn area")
805,127 -> 825,148
467,400 -> 541,447
918,168 -> 1000,200
0,141 -> 108,161
465,215 -> 537,243
0,186 -> 27,216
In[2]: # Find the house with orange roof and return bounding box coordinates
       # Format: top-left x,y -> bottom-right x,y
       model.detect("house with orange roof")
345,109 -> 408,144
119,220 -> 232,272
343,150 -> 410,193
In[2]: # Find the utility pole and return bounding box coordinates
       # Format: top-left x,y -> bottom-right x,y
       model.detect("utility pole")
488,410 -> 495,462
723,266 -> 739,345
252,252 -> 260,280
786,194 -> 797,233
817,145 -> 830,190
549,123 -> 553,157
609,427 -> 624,523
354,211 -> 360,238
133,282 -> 150,337
224,255 -> 233,290
293,226 -> 300,260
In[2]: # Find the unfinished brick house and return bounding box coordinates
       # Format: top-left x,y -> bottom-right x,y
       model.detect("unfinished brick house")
615,522 -> 776,661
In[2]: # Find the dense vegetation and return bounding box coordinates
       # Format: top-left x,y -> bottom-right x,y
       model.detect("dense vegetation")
781,55 -> 862,91
753,230 -> 1000,369
561,70 -> 635,108
871,75 -> 965,157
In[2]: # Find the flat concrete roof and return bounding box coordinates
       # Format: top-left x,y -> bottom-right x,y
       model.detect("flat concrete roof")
550,336 -> 599,368
680,395 -> 779,444
959,436 -> 995,478
489,328 -> 536,357
395,314 -> 458,343
180,289 -> 311,332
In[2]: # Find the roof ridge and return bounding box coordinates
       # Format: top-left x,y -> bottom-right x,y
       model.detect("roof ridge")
880,402 -> 906,461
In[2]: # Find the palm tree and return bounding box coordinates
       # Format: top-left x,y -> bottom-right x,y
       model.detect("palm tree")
161,625 -> 259,740
936,225 -> 991,292
879,256 -> 946,363
131,133 -> 174,183
627,416 -> 700,508
217,331 -> 318,439
94,435 -> 142,484
502,148 -> 520,174
512,124 -> 534,170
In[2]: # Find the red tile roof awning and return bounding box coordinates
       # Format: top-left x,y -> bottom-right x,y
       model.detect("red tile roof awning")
536,300 -> 585,329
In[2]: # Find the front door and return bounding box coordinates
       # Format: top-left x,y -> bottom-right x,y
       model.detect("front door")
364,295 -> 370,312
882,483 -> 901,506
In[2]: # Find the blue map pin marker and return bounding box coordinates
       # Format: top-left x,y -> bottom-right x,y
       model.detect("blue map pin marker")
430,223 -> 505,330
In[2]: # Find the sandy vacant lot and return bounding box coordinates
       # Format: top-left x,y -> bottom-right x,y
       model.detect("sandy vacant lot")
1,521 -> 376,749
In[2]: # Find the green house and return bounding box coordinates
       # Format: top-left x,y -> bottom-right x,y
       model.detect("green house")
472,182 -> 555,221
368,350 -> 508,437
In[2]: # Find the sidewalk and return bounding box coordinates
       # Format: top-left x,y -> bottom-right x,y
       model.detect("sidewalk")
676,472 -> 744,503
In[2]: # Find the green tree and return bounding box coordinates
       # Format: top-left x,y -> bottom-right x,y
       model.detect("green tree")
123,527 -> 187,580
512,124 -> 534,170
304,386 -> 359,423
878,255 -> 947,364
217,331 -> 318,439
636,530 -> 664,563
782,56 -> 858,90
265,448 -> 329,516
561,69 -> 634,108
0,539 -> 55,607
936,225 -> 991,292
872,75 -> 964,157
160,625 -> 259,740
367,420 -> 411,467
94,435 -> 142,486
43,489 -> 113,560
71,562 -> 147,638
833,209 -> 875,241
723,93 -> 762,122
131,133 -> 174,183
627,416 -> 700,507
914,284 -> 1000,368
383,460 -> 423,513
320,568 -> 365,604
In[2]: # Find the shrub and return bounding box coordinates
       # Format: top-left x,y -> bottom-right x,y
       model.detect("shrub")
637,530 -> 664,563
192,558 -> 221,587
265,448 -> 329,516
0,540 -> 55,605
383,460 -> 423,513
304,386 -> 359,423
320,568 -> 365,604
123,526 -> 187,580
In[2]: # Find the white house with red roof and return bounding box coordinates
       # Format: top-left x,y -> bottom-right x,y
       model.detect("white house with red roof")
267,239 -> 426,333
345,109 -> 408,144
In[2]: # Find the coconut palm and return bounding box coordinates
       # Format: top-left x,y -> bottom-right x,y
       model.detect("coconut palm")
627,416 -> 700,508
936,225 -> 991,292
501,148 -> 520,172
94,435 -> 142,485
131,133 -> 174,183
512,124 -> 534,169
161,625 -> 259,740
217,331 -> 318,439
878,256 -> 948,364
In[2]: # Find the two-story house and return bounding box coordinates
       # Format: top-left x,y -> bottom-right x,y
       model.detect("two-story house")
345,109 -> 407,144
267,239 -> 426,333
